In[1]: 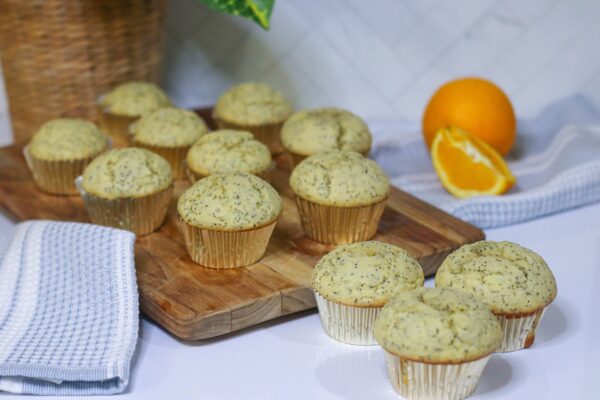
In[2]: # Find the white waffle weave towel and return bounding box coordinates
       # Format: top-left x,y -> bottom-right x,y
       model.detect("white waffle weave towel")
0,221 -> 138,395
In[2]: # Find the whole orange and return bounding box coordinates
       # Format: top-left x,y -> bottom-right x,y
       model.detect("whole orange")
422,77 -> 516,155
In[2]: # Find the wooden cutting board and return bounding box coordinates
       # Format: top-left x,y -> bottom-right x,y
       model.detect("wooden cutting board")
0,112 -> 484,340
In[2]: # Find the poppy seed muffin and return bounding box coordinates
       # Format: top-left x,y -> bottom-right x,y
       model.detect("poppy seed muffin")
312,241 -> 423,307
29,119 -> 108,161
97,81 -> 171,147
131,108 -> 208,147
177,173 -> 282,268
214,82 -> 292,126
435,240 -> 557,352
186,130 -> 272,182
281,108 -> 372,167
178,173 -> 281,230
99,82 -> 170,117
375,287 -> 502,362
130,108 -> 208,179
290,151 -> 389,207
79,148 -> 173,235
312,241 -> 424,345
25,118 -> 109,195
213,82 -> 292,153
374,287 -> 502,399
289,151 -> 389,244
82,148 -> 172,199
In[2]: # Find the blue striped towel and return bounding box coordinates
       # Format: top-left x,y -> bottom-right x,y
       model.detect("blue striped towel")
371,95 -> 600,229
0,221 -> 138,395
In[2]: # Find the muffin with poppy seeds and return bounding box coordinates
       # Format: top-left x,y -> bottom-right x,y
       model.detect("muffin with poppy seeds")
281,108 -> 372,168
25,118 -> 109,195
213,82 -> 292,154
185,130 -> 272,182
78,147 -> 173,235
435,240 -> 557,352
289,150 -> 389,244
374,287 -> 502,400
312,241 -> 424,345
97,81 -> 171,147
177,173 -> 282,268
130,107 -> 208,179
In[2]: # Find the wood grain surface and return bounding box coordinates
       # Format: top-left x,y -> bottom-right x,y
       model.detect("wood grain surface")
0,118 -> 485,340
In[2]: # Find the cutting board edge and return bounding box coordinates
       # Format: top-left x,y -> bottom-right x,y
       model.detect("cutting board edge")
140,285 -> 317,341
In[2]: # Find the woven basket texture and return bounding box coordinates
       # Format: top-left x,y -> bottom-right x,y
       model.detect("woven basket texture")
0,0 -> 168,144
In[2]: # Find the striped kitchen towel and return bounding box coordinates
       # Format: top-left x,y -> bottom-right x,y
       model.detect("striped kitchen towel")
0,221 -> 138,395
371,95 -> 600,229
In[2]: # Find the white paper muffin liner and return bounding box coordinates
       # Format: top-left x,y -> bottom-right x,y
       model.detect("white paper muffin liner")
23,145 -> 106,196
496,307 -> 546,352
178,216 -> 278,269
314,291 -> 381,345
76,176 -> 173,236
294,196 -> 386,244
383,350 -> 492,400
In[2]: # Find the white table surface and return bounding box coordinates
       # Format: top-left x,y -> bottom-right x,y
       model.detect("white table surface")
0,201 -> 598,399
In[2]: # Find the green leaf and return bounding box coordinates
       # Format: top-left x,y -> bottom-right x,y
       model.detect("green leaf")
198,0 -> 275,30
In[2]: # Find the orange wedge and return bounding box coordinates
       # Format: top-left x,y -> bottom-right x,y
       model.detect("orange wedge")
431,126 -> 516,198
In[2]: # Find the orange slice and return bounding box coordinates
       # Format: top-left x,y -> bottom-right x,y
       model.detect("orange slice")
431,126 -> 516,198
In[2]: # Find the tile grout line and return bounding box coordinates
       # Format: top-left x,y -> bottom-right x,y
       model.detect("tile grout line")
287,1 -> 399,114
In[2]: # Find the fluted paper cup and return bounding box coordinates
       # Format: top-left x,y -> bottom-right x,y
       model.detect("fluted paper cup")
314,291 -> 381,345
96,98 -> 137,148
383,350 -> 492,400
132,140 -> 189,180
294,195 -> 386,244
284,150 -> 309,170
76,176 -> 173,236
213,117 -> 285,155
495,307 -> 547,352
178,216 -> 278,269
184,160 -> 275,184
24,145 -> 106,196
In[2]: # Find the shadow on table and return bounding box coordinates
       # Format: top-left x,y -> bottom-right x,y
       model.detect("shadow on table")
477,356 -> 513,395
315,349 -> 397,400
315,349 -> 515,399
535,299 -> 580,348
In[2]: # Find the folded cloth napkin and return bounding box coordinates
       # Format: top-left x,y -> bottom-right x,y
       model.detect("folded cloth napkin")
371,95 -> 600,229
0,221 -> 138,395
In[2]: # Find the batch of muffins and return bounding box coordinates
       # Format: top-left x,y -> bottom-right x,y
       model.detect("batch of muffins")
23,81 -> 557,400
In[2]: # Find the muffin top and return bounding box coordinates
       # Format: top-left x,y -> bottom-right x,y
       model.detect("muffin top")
99,82 -> 171,117
177,173 -> 282,230
289,151 -> 389,207
281,108 -> 372,156
131,108 -> 208,147
435,241 -> 557,315
374,287 -> 502,363
312,241 -> 424,307
82,148 -> 172,199
214,82 -> 292,126
28,118 -> 108,161
187,130 -> 272,176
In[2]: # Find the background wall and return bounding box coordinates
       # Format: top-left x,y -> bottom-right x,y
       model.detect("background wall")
2,0 -> 600,144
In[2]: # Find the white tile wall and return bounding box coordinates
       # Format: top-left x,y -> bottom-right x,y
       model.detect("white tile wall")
1,0 -> 600,144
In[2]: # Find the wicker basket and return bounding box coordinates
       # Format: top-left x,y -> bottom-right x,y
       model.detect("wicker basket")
0,0 -> 168,144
